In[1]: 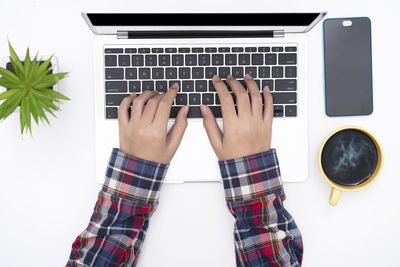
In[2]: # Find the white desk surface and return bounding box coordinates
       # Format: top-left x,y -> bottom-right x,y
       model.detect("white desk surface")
0,0 -> 399,266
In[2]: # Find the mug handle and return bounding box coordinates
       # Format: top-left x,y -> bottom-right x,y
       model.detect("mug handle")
329,187 -> 341,206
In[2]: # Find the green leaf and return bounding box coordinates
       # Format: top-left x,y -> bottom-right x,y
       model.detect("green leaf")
0,66 -> 21,84
0,88 -> 19,100
0,89 -> 25,120
38,88 -> 70,100
23,48 -> 32,81
32,72 -> 68,89
34,55 -> 53,81
26,93 -> 39,124
8,42 -> 25,80
0,77 -> 23,89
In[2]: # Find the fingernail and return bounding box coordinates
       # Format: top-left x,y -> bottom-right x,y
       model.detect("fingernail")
245,74 -> 253,80
184,105 -> 189,115
200,105 -> 207,115
213,75 -> 221,81
171,82 -> 179,89
264,85 -> 270,92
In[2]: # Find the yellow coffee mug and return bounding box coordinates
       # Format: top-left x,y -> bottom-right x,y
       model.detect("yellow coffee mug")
318,126 -> 384,206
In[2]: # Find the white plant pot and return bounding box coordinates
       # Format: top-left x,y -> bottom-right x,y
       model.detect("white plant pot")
0,55 -> 60,112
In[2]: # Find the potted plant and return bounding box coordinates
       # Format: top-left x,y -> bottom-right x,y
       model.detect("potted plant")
0,42 -> 69,135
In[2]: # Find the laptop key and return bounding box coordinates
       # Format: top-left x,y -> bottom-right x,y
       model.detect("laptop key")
285,105 -> 297,117
285,46 -> 297,52
182,81 -> 194,92
139,68 -> 151,79
188,106 -> 202,118
106,94 -> 130,106
218,47 -> 230,52
176,93 -> 188,105
152,48 -> 164,53
105,48 -> 123,54
198,54 -> 211,66
254,79 -> 261,89
276,79 -> 297,91
105,68 -> 124,79
262,80 -> 274,91
273,105 -> 284,117
205,67 -> 217,79
125,68 -> 137,79
259,67 -> 270,78
232,47 -> 244,52
166,68 -> 178,79
132,55 -> 144,66
125,48 -> 137,53
165,48 -> 177,53
279,53 -> 297,65
152,68 -> 164,79
209,80 -> 216,92
205,47 -> 217,53
265,54 -> 277,65
258,47 -> 270,52
225,54 -> 237,65
202,93 -> 214,105
285,66 -> 297,78
251,54 -> 264,65
192,47 -> 204,53
118,55 -> 130,66
156,81 -> 168,92
159,55 -> 170,66
106,81 -> 127,93
179,67 -> 191,79
215,94 -> 220,104
271,92 -> 297,104
272,66 -> 283,78
129,81 -> 141,92
170,106 -> 180,118
272,47 -> 283,52
245,47 -> 257,52
168,80 -> 181,89
245,67 -> 257,78
232,67 -> 244,78
178,48 -> 190,53
209,106 -> 222,117
185,55 -> 197,66
189,93 -> 201,105
138,48 -> 150,53
239,54 -> 250,65
195,80 -> 207,92
106,107 -> 118,119
212,54 -> 224,65
142,81 -> 154,91
172,54 -> 184,66
105,55 -> 117,66
145,55 -> 157,66
219,67 -> 230,78
192,67 -> 204,79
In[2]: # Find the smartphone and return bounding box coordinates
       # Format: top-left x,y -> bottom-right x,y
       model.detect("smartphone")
323,17 -> 373,116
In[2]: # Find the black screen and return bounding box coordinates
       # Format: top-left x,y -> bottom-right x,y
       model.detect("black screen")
323,17 -> 373,116
87,13 -> 320,26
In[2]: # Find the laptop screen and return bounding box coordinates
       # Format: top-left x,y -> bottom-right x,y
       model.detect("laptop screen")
83,12 -> 326,35
87,13 -> 320,26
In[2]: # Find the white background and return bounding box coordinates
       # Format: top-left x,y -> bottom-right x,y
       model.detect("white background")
0,0 -> 399,266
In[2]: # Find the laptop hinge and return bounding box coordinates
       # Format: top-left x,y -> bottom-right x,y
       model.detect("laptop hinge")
117,30 -> 285,39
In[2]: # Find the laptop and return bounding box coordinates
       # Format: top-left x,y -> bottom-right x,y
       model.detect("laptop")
82,12 -> 326,183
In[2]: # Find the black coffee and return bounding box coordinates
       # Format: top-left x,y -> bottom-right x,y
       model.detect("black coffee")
321,129 -> 378,186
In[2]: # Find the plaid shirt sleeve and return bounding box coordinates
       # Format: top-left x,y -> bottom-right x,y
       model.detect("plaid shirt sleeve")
219,149 -> 303,267
66,148 -> 168,267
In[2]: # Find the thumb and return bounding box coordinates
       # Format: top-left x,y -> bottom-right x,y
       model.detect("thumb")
200,105 -> 222,152
167,105 -> 189,153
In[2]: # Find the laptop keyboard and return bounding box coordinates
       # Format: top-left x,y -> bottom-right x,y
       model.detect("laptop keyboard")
104,45 -> 297,119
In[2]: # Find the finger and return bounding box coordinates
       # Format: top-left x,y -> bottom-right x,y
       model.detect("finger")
154,82 -> 179,124
200,105 -> 223,153
244,74 -> 263,118
131,90 -> 158,120
141,93 -> 164,123
118,94 -> 136,125
212,75 -> 236,121
263,86 -> 274,124
226,75 -> 251,117
166,105 -> 189,154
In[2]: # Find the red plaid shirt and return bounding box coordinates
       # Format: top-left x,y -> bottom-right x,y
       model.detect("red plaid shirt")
67,148 -> 303,266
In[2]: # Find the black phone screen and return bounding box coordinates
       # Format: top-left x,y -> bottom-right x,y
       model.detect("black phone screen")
323,17 -> 373,116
